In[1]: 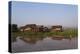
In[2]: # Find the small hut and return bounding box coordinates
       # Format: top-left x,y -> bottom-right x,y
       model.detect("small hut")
20,24 -> 39,32
51,25 -> 62,32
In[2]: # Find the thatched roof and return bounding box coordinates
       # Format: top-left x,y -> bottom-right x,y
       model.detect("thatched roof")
20,24 -> 37,29
52,25 -> 62,28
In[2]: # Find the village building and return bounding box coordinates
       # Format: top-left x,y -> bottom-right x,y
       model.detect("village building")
20,24 -> 50,32
20,24 -> 62,32
51,25 -> 62,32
43,27 -> 49,32
20,24 -> 39,32
38,25 -> 44,32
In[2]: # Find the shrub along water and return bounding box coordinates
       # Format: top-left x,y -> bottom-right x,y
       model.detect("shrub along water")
11,28 -> 78,38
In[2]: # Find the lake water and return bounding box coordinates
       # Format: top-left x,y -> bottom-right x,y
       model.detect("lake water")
12,36 -> 78,53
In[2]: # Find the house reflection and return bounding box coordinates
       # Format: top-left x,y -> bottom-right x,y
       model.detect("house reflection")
20,36 -> 44,44
50,36 -> 64,40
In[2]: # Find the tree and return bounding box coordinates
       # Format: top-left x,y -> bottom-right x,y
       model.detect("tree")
11,24 -> 18,32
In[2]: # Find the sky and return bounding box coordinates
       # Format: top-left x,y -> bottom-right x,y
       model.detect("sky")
11,1 -> 78,28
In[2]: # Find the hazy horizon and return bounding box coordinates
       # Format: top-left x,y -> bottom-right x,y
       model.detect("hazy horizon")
11,1 -> 78,28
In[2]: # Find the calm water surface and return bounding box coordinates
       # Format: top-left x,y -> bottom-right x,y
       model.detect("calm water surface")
12,36 -> 78,53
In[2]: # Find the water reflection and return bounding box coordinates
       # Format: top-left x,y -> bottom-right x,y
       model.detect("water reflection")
12,36 -> 78,53
11,36 -> 17,42
51,36 -> 64,40
20,36 -> 64,44
12,35 -> 76,44
20,36 -> 44,44
19,35 -> 72,44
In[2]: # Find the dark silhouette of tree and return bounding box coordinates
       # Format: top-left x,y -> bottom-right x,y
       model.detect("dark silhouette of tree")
11,24 -> 18,32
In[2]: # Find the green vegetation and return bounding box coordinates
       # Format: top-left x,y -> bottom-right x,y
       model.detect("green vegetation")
11,28 -> 78,38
